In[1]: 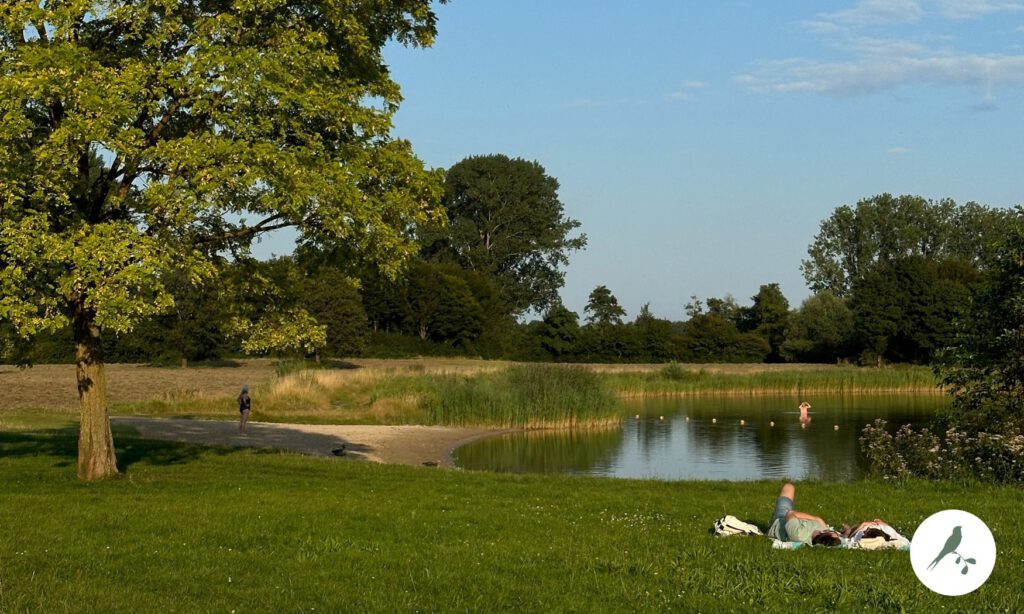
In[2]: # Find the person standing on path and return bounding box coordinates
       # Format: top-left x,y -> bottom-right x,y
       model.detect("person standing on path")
238,385 -> 252,435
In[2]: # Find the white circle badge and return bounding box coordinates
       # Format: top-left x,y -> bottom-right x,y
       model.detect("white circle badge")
910,510 -> 996,596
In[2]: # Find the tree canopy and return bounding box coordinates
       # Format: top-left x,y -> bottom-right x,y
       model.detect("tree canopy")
421,154 -> 586,315
801,194 -> 1007,297
0,0 -> 445,479
584,285 -> 626,326
940,207 -> 1024,433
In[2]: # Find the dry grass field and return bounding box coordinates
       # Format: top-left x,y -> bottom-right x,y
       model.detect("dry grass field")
0,358 -> 861,412
1,358 -> 935,426
0,359 -> 280,412
0,357 -> 509,413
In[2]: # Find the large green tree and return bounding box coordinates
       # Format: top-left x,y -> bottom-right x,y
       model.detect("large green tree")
941,207 -> 1024,433
422,154 -> 587,314
0,0 -> 444,479
802,194 -> 1006,297
848,256 -> 975,364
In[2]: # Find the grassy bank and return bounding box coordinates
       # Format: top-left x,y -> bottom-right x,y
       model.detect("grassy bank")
1,430 -> 1020,612
96,362 -> 942,426
609,364 -> 940,397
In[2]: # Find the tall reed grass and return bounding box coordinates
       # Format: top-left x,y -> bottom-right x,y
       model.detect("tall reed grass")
418,365 -> 621,428
609,364 -> 941,397
112,361 -> 941,426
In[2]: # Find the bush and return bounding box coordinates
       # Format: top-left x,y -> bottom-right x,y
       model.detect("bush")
861,419 -> 1024,483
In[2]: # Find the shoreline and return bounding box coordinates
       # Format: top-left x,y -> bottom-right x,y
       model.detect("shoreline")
112,416 -> 514,467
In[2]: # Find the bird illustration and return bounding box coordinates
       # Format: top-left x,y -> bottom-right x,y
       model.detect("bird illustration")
927,526 -> 962,570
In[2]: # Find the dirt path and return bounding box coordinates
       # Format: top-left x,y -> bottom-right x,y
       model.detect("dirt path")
112,417 -> 507,467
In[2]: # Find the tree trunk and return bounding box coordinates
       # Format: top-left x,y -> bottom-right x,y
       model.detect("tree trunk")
181,356 -> 188,369
73,298 -> 119,480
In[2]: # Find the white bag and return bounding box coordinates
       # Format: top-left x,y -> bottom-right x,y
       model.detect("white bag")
713,515 -> 763,536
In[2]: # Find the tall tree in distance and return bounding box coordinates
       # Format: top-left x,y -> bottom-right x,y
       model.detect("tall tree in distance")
741,283 -> 790,362
538,303 -> 581,360
802,194 -> 1007,297
584,285 -> 626,326
781,291 -> 853,363
422,155 -> 587,315
0,1 -> 444,479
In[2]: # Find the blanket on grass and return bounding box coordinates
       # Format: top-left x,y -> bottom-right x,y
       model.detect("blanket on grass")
713,516 -> 911,551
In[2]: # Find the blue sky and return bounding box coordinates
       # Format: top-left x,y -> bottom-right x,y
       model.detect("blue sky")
260,1 -> 1024,321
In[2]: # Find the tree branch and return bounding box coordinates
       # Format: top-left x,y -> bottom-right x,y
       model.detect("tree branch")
34,21 -> 49,44
194,214 -> 294,246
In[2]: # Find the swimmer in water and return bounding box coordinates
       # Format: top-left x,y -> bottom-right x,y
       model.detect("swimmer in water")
799,401 -> 811,429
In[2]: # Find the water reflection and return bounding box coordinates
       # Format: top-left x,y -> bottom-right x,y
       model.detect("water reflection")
454,395 -> 949,481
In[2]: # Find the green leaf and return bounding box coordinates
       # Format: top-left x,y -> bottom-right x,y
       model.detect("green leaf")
965,558 -> 976,564
962,566 -> 969,574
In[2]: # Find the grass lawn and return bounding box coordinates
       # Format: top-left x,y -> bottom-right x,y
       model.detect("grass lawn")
2,429 -> 1021,613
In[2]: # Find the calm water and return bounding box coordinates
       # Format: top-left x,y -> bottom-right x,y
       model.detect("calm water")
454,395 -> 950,481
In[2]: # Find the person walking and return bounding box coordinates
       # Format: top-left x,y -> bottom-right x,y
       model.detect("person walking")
238,385 -> 252,435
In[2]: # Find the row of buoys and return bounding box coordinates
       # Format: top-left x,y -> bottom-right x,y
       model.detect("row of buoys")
634,415 -> 843,429
634,415 -> 840,429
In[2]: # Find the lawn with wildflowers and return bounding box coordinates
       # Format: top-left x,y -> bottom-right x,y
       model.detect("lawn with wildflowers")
1,429 -> 1021,612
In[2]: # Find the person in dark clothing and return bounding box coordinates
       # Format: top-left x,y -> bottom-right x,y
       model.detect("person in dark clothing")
238,384 -> 252,435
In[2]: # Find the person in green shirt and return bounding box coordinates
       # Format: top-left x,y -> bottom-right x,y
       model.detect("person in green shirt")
767,483 -> 842,546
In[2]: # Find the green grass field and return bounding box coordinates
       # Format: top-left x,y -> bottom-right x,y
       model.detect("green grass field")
2,428 -> 1021,613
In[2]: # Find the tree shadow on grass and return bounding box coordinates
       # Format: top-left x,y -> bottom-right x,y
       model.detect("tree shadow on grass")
0,428 -> 80,468
112,418 -> 376,465
0,428 -> 260,471
0,421 -> 376,474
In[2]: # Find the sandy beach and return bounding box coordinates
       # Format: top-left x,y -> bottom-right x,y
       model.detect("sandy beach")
113,417 -> 508,467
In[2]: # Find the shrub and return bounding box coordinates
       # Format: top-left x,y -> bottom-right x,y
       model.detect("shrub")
861,419 -> 1024,483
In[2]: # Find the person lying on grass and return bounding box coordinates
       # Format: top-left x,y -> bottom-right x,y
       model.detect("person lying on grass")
767,482 -> 842,546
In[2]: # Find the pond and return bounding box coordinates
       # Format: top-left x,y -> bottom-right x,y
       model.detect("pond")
453,394 -> 950,481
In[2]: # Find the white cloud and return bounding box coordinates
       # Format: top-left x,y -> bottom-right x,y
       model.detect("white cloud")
817,0 -> 926,27
804,0 -> 1023,32
737,51 -> 1024,94
934,0 -> 1024,19
886,146 -> 912,154
665,80 -> 707,102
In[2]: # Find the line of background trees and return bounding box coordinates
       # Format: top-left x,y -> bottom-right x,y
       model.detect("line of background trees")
2,165 -> 1015,367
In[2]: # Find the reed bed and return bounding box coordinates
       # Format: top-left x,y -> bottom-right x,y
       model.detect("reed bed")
362,365 -> 623,428
106,360 -> 941,425
609,364 -> 941,397
418,365 -> 621,428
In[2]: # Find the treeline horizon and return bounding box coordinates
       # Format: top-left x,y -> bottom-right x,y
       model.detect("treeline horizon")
2,161 -> 1017,368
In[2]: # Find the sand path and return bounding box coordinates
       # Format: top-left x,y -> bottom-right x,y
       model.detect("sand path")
113,417 -> 509,467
